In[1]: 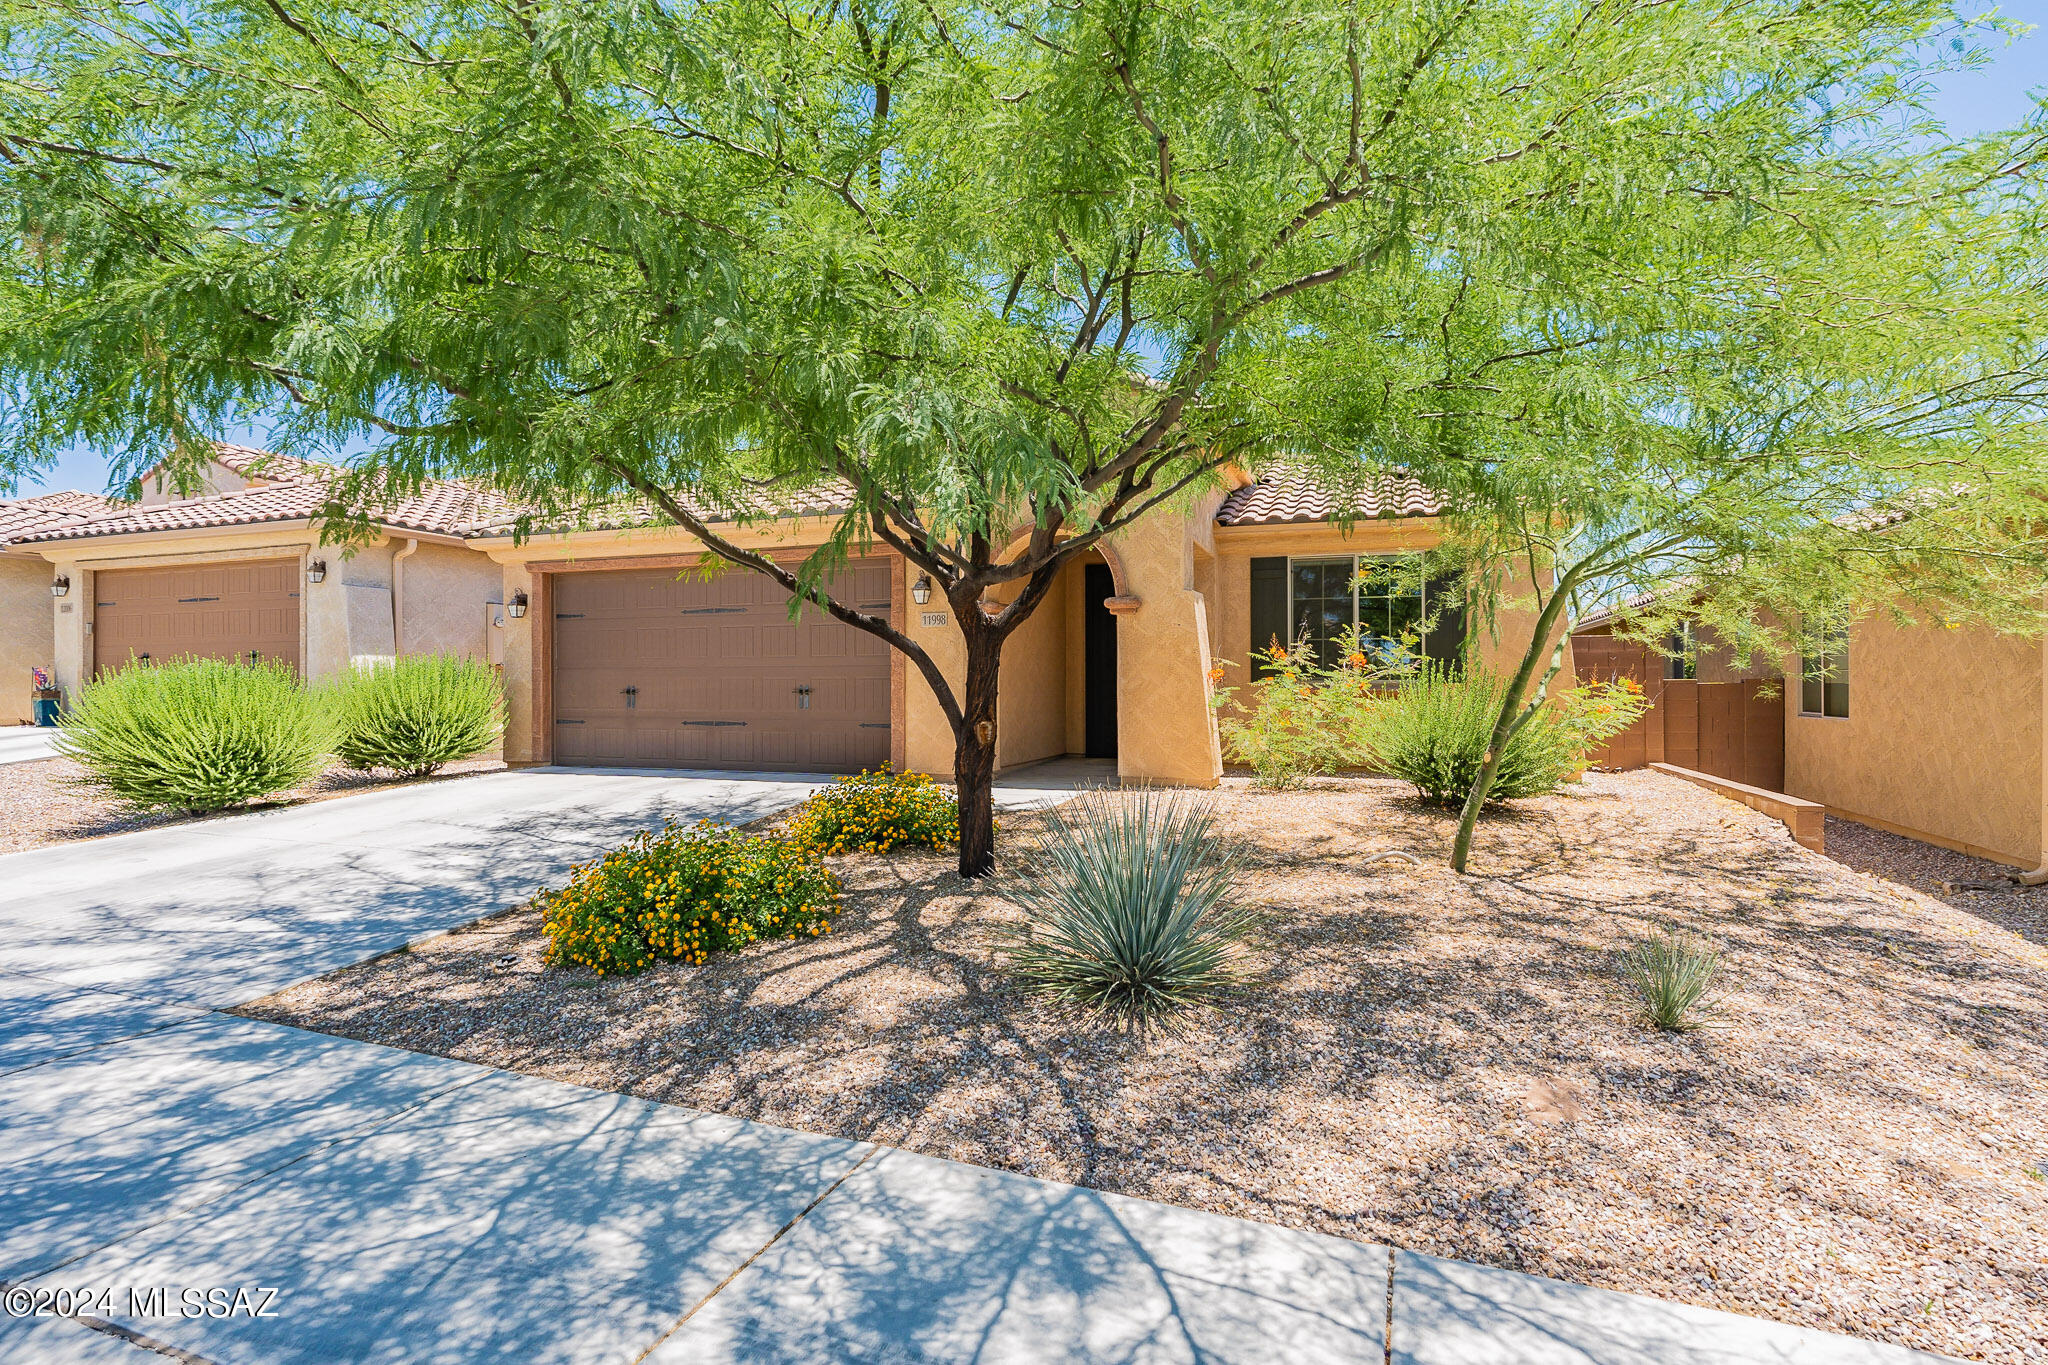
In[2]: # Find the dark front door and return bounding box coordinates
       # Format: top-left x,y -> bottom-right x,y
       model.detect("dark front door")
1084,563 -> 1118,759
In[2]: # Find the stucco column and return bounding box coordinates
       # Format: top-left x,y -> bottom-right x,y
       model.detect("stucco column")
1107,516 -> 1224,788
50,560 -> 91,697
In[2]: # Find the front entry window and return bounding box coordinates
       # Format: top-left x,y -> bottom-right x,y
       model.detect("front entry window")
1289,559 -> 1359,670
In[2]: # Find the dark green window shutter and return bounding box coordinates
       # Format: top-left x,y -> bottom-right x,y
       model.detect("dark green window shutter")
1422,572 -> 1467,671
1250,557 -> 1288,679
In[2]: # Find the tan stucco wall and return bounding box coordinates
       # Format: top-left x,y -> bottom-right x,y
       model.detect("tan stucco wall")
991,568 -> 1069,770
398,540 -> 504,660
1784,611 -> 2043,867
0,553 -> 55,724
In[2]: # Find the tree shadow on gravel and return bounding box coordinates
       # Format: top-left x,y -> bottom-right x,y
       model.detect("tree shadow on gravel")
237,772 -> 2048,1365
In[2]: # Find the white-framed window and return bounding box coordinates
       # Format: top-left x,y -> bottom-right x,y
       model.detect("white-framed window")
1665,621 -> 1697,680
1285,555 -> 1443,670
1800,631 -> 1849,718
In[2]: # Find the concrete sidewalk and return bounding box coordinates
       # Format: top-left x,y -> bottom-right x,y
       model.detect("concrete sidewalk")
0,725 -> 59,766
0,771 -> 1955,1363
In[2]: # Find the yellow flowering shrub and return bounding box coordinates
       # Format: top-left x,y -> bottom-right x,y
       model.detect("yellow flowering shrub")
539,820 -> 840,976
785,767 -> 959,855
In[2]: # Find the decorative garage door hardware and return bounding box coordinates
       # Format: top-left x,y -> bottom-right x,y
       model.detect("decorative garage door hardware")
556,719 -> 585,724
177,596 -> 221,603
622,685 -> 638,709
680,720 -> 748,727
860,722 -> 890,729
795,685 -> 811,710
678,606 -> 746,615
555,612 -> 584,619
858,600 -> 891,609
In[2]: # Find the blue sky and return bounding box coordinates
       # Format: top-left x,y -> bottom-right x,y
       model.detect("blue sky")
10,9 -> 2045,498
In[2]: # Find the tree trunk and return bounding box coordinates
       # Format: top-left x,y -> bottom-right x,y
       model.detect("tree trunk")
1450,588 -> 1580,873
953,617 -> 1002,879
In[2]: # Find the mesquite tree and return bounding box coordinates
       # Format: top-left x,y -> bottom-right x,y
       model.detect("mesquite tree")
1424,182 -> 2048,873
2,0 -> 2031,874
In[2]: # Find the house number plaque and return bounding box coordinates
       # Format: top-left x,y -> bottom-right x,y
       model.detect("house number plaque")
920,612 -> 948,628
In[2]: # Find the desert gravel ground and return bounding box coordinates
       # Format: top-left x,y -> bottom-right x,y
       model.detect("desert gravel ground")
0,755 -> 505,855
242,769 -> 2048,1362
1825,815 -> 2048,949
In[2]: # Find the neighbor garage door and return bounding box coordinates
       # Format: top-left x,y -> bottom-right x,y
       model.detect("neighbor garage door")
551,559 -> 893,771
93,560 -> 302,676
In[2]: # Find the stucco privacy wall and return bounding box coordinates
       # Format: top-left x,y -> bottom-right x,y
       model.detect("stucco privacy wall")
0,555 -> 53,723
1784,612 -> 2044,867
1210,520 -> 1569,700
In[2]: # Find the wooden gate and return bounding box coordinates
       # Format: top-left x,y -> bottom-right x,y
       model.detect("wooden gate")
1573,633 -> 1784,792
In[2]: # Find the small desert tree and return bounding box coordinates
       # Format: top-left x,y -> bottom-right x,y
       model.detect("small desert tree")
2,0 -> 2039,874
1419,185 -> 2048,871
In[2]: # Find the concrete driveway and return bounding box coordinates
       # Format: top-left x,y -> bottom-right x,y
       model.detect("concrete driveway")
0,725 -> 59,766
0,767 -> 836,1006
0,769 -> 1948,1364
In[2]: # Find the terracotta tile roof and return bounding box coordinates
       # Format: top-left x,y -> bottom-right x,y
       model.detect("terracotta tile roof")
8,445 -> 519,545
206,442 -> 327,484
461,478 -> 860,538
0,490 -> 115,544
1215,466 -> 1444,527
1572,587 -> 1668,634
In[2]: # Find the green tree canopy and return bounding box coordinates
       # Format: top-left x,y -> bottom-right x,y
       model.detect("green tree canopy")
3,0 -> 2042,871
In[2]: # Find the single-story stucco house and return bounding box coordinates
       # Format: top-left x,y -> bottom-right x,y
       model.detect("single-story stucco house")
1575,594 -> 2048,872
2,444 -> 1559,786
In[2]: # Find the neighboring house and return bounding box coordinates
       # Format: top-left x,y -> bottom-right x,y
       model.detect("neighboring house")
0,490 -> 112,723
4,446 -> 1559,788
1575,598 -> 2046,871
7,444 -> 509,699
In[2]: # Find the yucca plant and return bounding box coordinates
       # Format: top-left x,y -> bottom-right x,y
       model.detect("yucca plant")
326,653 -> 504,777
1622,932 -> 1722,1032
58,656 -> 321,813
1003,789 -> 1256,1029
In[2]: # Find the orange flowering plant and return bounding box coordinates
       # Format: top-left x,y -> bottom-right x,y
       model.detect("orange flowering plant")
540,820 -> 841,976
785,766 -> 960,855
1210,626 -> 1404,787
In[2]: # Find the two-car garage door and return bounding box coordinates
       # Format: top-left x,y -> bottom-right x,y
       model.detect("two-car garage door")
551,559 -> 893,772
93,561 -> 301,676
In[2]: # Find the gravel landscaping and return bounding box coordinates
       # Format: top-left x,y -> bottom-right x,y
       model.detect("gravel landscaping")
1825,815 -> 2048,949
0,755 -> 506,854
240,769 -> 2048,1362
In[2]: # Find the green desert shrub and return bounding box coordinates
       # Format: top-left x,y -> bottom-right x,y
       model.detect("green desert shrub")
1215,632 -> 1386,788
58,656 -> 321,813
1621,932 -> 1722,1031
1003,789 -> 1256,1029
1365,667 -> 1644,806
326,653 -> 504,777
786,767 -> 959,854
539,820 -> 841,976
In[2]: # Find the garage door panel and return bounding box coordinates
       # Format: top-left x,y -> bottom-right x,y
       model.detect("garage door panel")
552,560 -> 892,772
93,561 -> 301,676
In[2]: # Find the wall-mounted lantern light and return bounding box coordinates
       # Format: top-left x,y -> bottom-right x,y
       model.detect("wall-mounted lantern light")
507,591 -> 529,619
911,574 -> 933,606
49,575 -> 70,598
306,560 -> 327,584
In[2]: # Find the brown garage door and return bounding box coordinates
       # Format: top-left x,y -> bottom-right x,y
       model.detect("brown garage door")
94,560 -> 302,676
552,559 -> 893,771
